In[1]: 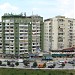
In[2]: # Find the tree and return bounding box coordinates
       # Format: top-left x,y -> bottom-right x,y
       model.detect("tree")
33,62 -> 37,68
61,63 -> 65,68
15,62 -> 19,66
53,63 -> 56,67
43,63 -> 46,68
7,61 -> 10,66
72,64 -> 75,69
23,60 -> 29,66
0,61 -> 2,65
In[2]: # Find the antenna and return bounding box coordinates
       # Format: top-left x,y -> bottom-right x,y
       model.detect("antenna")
32,11 -> 33,23
32,11 -> 33,16
24,12 -> 26,17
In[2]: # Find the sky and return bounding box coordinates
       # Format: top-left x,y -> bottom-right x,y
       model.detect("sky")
0,0 -> 74,21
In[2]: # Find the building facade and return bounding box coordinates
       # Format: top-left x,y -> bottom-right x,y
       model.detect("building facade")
1,13 -> 44,56
0,22 -> 2,53
44,16 -> 75,52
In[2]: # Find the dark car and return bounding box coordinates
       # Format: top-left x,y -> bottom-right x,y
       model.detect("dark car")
31,66 -> 37,68
68,61 -> 74,64
9,64 -> 14,67
0,64 -> 6,66
48,65 -> 55,68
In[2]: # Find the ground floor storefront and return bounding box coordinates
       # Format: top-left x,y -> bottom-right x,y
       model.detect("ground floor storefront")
52,54 -> 74,58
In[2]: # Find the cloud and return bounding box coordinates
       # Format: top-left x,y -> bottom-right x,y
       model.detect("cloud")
57,0 -> 71,5
64,11 -> 74,18
57,0 -> 74,18
0,2 -> 20,21
31,0 -> 50,5
30,0 -> 74,18
32,7 -> 39,11
0,0 -> 74,20
0,2 -> 19,13
31,0 -> 56,6
74,0 -> 75,18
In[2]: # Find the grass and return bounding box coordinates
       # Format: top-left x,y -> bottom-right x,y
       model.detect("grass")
0,68 -> 75,75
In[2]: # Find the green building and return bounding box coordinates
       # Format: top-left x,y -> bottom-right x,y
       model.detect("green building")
1,13 -> 44,56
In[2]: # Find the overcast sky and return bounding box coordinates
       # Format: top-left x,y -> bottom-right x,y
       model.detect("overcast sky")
0,0 -> 74,21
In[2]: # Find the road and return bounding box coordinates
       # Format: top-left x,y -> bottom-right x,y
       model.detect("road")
0,58 -> 75,69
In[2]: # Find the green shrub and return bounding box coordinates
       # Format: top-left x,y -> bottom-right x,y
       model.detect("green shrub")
7,61 -> 10,66
43,63 -> 46,68
61,63 -> 65,68
23,60 -> 29,66
15,62 -> 19,66
33,62 -> 37,67
0,61 -> 2,65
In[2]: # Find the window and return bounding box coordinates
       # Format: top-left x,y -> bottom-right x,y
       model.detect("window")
6,30 -> 9,32
20,30 -> 23,32
11,40 -> 13,42
5,43 -> 9,45
10,37 -> 14,39
58,33 -> 63,35
7,23 -> 9,25
32,46 -> 36,48
33,43 -> 35,45
0,43 -> 2,45
10,27 -> 13,28
24,43 -> 28,45
33,49 -> 35,51
7,37 -> 9,39
10,23 -> 14,25
10,34 -> 14,35
20,50 -> 24,52
11,47 -> 13,49
20,44 -> 23,46
0,47 -> 2,48
20,47 -> 23,49
25,50 -> 27,52
11,30 -> 13,32
6,27 -> 9,28
20,37 -> 23,39
11,51 -> 13,52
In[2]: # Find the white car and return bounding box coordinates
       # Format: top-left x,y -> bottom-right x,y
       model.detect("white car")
58,61 -> 65,65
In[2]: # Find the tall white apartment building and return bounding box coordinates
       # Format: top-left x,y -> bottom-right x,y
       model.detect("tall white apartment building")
44,16 -> 75,52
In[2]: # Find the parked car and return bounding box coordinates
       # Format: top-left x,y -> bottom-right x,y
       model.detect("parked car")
38,63 -> 45,68
0,64 -> 6,66
27,58 -> 36,62
58,61 -> 65,65
48,65 -> 55,68
31,66 -> 37,68
9,64 -> 14,67
68,61 -> 75,64
18,59 -> 23,63
73,59 -> 75,61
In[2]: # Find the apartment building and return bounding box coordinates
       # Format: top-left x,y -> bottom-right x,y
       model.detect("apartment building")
1,13 -> 44,56
44,16 -> 75,52
0,22 -> 2,53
